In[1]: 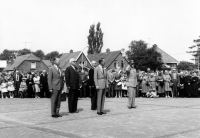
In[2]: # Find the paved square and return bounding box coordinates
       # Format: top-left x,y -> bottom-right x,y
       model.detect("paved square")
0,97 -> 200,138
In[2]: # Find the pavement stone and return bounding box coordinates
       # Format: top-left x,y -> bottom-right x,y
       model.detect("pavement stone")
0,97 -> 200,138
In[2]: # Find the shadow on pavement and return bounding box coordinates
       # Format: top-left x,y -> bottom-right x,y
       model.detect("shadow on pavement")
104,109 -> 110,113
60,112 -> 69,116
77,108 -> 84,112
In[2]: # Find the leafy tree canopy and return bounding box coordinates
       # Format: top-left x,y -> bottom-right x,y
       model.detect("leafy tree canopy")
127,40 -> 163,71
177,61 -> 195,71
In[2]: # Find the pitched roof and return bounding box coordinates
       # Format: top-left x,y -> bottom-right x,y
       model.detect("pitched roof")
156,47 -> 179,64
42,60 -> 52,68
87,50 -> 122,68
59,51 -> 81,69
4,53 -> 40,71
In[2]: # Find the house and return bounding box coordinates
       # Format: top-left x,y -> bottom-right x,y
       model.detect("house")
42,60 -> 53,68
59,50 -> 92,70
4,53 -> 49,73
156,47 -> 179,68
0,60 -> 7,72
87,48 -> 129,71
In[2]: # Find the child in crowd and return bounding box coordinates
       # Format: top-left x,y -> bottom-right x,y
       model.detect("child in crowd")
7,77 -> 15,98
19,78 -> 27,98
1,79 -> 8,99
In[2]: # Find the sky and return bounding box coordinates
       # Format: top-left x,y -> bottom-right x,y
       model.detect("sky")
0,0 -> 200,62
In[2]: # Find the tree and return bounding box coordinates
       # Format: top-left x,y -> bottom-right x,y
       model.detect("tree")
87,22 -> 104,54
177,61 -> 195,71
187,36 -> 200,70
33,50 -> 45,60
0,49 -> 18,61
127,40 -> 163,71
45,51 -> 59,60
18,48 -> 31,56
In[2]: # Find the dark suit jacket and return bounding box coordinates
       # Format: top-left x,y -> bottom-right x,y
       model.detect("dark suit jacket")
65,65 -> 80,89
13,73 -> 23,87
88,68 -> 95,87
40,73 -> 48,86
48,65 -> 63,91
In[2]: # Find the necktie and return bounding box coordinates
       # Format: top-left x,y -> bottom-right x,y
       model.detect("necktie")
58,68 -> 61,76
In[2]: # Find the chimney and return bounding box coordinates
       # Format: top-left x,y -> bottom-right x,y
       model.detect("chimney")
106,48 -> 110,54
70,49 -> 73,53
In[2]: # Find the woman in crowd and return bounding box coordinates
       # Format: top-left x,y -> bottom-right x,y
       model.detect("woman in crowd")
114,70 -> 122,98
157,71 -> 165,97
178,72 -> 185,97
26,74 -> 34,98
7,77 -> 15,98
184,71 -> 192,97
33,73 -> 40,98
163,71 -> 172,98
190,72 -> 199,97
141,73 -> 149,97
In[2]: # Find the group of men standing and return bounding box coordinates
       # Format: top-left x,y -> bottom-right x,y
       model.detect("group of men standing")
48,57 -> 138,118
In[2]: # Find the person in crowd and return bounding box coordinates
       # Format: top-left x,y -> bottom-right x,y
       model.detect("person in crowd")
178,72 -> 185,97
107,68 -> 115,98
126,60 -> 137,109
7,77 -> 15,98
190,72 -> 199,97
79,68 -> 88,98
26,74 -> 34,98
163,70 -> 172,98
121,74 -> 127,97
141,72 -> 149,97
48,57 -> 63,118
65,58 -> 80,114
88,61 -> 97,110
94,58 -> 108,115
40,70 -> 49,98
19,78 -> 27,98
1,79 -> 8,99
170,69 -> 180,97
149,72 -> 157,95
33,72 -> 40,98
184,71 -> 192,97
156,71 -> 165,97
114,70 -> 122,98
13,69 -> 22,98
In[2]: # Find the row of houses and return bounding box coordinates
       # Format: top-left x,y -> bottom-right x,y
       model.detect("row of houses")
2,47 -> 178,73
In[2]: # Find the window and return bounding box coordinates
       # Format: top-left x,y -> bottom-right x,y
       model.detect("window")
31,62 -> 36,69
84,61 -> 87,66
114,60 -> 119,68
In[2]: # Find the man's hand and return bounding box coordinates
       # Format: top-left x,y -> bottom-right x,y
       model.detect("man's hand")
49,89 -> 53,93
96,86 -> 99,89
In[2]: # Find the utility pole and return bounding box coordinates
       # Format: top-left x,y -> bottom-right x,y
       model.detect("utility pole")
20,42 -> 32,49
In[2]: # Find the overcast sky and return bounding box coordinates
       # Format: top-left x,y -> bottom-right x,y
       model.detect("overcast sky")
1,0 -> 200,62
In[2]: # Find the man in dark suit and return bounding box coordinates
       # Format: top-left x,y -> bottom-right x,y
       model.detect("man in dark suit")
48,58 -> 63,118
65,58 -> 80,113
40,70 -> 49,98
13,69 -> 22,98
89,61 -> 97,110
94,58 -> 108,115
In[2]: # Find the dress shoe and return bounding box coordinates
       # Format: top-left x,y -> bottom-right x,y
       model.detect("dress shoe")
57,114 -> 62,117
127,106 -> 132,109
101,112 -> 106,114
132,105 -> 137,108
52,115 -> 58,118
97,112 -> 102,115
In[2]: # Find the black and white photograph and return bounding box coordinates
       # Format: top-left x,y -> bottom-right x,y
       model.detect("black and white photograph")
0,0 -> 200,137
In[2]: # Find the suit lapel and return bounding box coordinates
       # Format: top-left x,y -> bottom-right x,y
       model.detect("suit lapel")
53,66 -> 60,76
